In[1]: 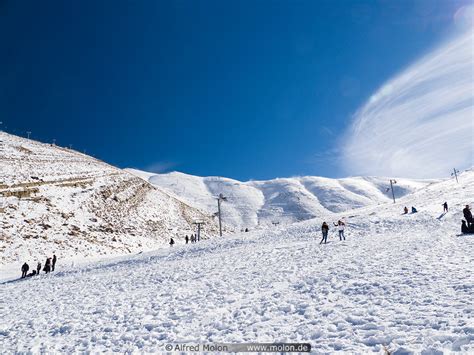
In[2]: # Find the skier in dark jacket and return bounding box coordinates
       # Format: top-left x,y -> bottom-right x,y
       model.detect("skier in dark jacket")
36,262 -> 41,275
442,202 -> 448,212
411,206 -> 418,213
169,238 -> 175,247
52,254 -> 57,271
463,205 -> 472,227
43,258 -> 52,274
21,263 -> 29,278
185,235 -> 189,244
320,222 -> 329,244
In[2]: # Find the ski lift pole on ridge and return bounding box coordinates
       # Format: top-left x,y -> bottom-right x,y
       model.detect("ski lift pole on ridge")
451,168 -> 459,183
389,179 -> 397,203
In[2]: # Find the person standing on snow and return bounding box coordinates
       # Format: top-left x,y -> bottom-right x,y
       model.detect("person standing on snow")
461,220 -> 470,234
463,205 -> 473,227
320,222 -> 329,244
442,202 -> 448,213
52,254 -> 57,272
169,238 -> 175,247
36,262 -> 41,275
334,220 -> 346,241
43,257 -> 52,274
21,262 -> 29,278
185,235 -> 189,244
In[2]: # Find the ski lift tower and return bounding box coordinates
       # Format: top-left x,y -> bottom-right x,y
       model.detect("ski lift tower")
451,168 -> 460,183
389,179 -> 397,203
193,220 -> 205,242
216,193 -> 227,236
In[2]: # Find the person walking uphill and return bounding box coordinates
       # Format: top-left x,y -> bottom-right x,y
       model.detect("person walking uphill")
334,220 -> 346,241
443,202 -> 448,213
320,222 -> 329,244
52,254 -> 57,272
21,262 -> 29,278
43,257 -> 52,274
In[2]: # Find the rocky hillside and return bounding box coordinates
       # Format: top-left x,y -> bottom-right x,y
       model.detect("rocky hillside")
0,132 -> 217,266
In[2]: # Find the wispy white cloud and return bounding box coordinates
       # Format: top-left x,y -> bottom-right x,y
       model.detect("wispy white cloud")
341,25 -> 474,178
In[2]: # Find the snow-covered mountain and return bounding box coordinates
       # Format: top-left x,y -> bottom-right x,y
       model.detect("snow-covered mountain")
2,167 -> 472,353
0,132 -> 218,266
127,169 -> 439,229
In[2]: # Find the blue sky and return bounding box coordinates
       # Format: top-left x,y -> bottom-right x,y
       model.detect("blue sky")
0,0 -> 468,180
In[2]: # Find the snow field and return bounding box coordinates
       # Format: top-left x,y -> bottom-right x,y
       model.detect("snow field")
1,194 -> 472,353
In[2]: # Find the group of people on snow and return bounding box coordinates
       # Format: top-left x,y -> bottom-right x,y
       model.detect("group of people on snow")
320,219 -> 346,244
318,201 -> 473,243
186,234 -> 200,244
403,206 -> 418,214
170,233 -> 201,247
21,254 -> 57,278
17,203 -> 472,274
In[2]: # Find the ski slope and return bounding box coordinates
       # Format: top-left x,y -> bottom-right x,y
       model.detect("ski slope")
128,169 -> 439,230
1,168 -> 472,353
0,133 -> 218,267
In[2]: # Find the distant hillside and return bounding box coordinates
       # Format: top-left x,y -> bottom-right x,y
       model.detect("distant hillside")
0,132 -> 218,266
127,169 -> 440,229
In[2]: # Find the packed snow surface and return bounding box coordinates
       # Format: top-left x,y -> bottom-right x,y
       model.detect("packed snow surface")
127,169 -> 439,229
1,168 -> 472,353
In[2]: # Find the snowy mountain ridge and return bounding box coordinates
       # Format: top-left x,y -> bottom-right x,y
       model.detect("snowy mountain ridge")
127,168 -> 440,229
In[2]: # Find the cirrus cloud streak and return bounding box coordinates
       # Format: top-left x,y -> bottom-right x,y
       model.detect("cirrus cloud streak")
342,27 -> 473,178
